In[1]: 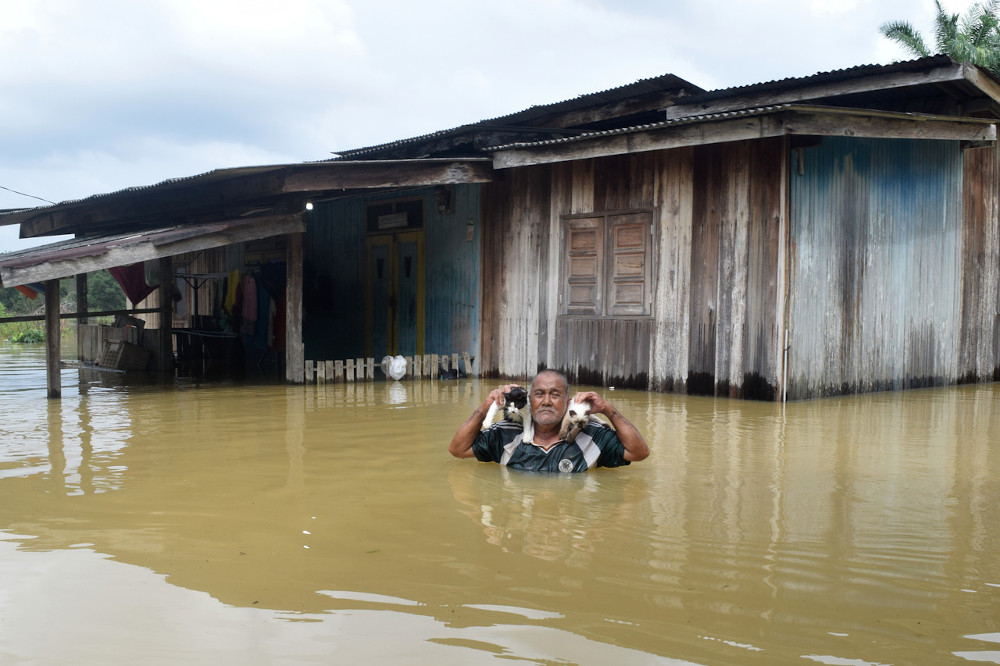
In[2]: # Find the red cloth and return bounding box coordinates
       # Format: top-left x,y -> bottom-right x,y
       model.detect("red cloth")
15,285 -> 39,299
108,264 -> 157,304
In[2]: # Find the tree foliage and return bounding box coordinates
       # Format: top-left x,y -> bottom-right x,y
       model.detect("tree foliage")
881,0 -> 1000,74
0,270 -> 125,316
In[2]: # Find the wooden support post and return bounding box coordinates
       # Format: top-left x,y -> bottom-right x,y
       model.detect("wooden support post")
286,231 -> 305,383
45,279 -> 61,399
346,359 -> 355,382
75,273 -> 88,362
334,360 -> 344,382
158,256 -> 173,372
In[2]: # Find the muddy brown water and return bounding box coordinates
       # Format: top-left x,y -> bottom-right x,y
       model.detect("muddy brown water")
0,342 -> 998,664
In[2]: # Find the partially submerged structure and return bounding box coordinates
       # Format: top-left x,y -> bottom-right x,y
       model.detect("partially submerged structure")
2,55 -> 999,400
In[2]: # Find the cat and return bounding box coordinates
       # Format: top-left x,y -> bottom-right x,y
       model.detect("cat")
481,386 -> 529,430
558,398 -> 603,443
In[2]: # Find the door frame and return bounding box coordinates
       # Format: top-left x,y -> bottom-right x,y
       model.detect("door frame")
364,230 -> 425,357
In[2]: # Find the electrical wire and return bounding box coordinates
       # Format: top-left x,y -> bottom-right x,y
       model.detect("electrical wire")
0,186 -> 56,205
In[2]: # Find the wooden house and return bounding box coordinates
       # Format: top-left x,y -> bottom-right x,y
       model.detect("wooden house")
2,55 -> 999,400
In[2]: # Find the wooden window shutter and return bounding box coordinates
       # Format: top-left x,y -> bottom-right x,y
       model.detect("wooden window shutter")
606,211 -> 652,316
563,216 -> 603,315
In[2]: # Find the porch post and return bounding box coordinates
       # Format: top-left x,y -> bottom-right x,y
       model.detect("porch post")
158,257 -> 173,372
286,231 -> 305,383
75,273 -> 88,361
44,278 -> 61,399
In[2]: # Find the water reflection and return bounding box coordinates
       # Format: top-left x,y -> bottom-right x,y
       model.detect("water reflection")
0,343 -> 999,664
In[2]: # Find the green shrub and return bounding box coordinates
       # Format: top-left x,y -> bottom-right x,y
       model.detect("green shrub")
8,328 -> 45,344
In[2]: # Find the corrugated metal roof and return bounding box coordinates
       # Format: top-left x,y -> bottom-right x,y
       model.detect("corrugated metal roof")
488,104 -> 791,151
0,165 -> 282,225
677,54 -> 992,104
333,73 -> 704,159
488,103 -> 998,153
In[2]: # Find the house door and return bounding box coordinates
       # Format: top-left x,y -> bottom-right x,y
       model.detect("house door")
366,231 -> 424,358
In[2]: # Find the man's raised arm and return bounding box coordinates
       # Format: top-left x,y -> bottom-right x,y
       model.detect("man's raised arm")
449,387 -> 506,458
573,390 -> 650,462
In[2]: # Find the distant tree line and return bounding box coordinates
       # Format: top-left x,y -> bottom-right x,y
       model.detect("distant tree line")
0,270 -> 125,317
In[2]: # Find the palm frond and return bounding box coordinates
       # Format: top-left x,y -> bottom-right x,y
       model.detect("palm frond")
880,21 -> 931,57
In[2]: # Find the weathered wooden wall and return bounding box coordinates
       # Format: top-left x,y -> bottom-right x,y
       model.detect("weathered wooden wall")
786,137 -> 966,399
481,139 -> 786,395
480,166 -> 553,380
959,143 -> 1000,382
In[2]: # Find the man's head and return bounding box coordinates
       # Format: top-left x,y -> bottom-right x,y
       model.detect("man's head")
529,370 -> 570,428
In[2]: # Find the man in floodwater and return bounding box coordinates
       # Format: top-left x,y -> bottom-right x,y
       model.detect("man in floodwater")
449,369 -> 649,472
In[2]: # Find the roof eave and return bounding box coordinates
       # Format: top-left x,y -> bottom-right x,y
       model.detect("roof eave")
492,105 -> 998,169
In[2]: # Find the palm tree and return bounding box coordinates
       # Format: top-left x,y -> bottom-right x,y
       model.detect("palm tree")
881,0 -> 1000,74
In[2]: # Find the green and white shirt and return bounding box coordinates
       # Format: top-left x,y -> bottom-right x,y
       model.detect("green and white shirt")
472,420 -> 630,472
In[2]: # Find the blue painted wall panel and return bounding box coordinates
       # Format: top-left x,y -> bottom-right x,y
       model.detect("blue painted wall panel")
304,185 -> 480,364
787,137 -> 964,398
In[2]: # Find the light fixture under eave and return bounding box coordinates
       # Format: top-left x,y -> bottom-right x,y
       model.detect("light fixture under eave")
305,202 -> 314,211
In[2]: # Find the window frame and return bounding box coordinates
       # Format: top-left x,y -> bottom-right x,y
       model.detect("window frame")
559,209 -> 655,318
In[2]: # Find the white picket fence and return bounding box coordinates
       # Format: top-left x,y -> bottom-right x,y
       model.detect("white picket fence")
303,352 -> 473,383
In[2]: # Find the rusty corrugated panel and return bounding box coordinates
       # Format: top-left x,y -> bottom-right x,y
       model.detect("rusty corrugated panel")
335,73 -> 704,159
786,137 -> 964,398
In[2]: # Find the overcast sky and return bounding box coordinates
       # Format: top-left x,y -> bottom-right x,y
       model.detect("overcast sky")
0,0 -> 967,252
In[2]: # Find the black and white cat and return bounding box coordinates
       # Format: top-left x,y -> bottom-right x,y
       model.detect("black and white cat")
481,386 -> 529,429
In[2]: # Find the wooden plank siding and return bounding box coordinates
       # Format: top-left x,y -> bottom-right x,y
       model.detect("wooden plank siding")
785,137 -> 966,398
959,143 -> 1000,382
479,166 -> 553,379
481,139 -> 786,395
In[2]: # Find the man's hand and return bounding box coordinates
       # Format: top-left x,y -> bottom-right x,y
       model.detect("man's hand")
449,384 -> 523,459
572,390 -> 650,462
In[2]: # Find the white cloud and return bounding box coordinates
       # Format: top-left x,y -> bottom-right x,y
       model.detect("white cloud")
0,0 -> 959,253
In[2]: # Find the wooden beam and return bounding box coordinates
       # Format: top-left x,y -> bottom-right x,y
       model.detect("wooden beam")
285,230 -> 305,384
2,214 -> 305,288
665,63 -> 973,119
961,62 -> 1000,108
493,108 -> 997,169
44,279 -> 60,399
0,307 -> 162,324
282,159 -> 493,192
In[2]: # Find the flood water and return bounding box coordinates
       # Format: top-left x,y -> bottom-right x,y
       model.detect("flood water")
0,342 -> 998,665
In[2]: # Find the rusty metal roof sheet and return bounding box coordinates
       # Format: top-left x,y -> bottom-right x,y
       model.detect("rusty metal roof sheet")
488,103 -> 998,153
0,165 -> 282,226
677,55 -> 970,103
333,73 -> 704,159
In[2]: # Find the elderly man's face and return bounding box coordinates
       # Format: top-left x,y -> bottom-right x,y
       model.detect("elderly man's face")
529,373 -> 569,427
